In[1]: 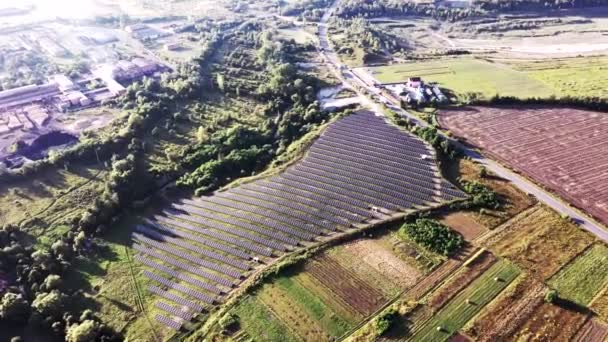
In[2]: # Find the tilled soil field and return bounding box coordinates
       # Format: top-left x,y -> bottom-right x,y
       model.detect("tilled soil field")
466,276 -> 545,341
304,257 -> 387,316
438,106 -> 608,226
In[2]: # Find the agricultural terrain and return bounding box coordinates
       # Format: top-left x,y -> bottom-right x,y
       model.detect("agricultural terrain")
131,111 -> 466,339
438,106 -> 608,227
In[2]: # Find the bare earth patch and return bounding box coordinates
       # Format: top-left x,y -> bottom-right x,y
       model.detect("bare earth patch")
467,275 -> 545,341
343,238 -> 423,289
438,211 -> 488,241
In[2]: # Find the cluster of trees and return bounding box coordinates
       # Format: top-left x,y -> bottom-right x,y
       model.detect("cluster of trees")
401,218 -> 464,256
0,224 -> 119,341
281,0 -> 332,21
411,125 -> 459,160
374,307 -> 399,336
331,17 -> 403,60
335,0 -> 484,21
458,180 -> 500,210
0,51 -> 56,91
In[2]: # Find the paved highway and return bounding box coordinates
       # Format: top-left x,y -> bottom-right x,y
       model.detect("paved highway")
317,2 -> 608,242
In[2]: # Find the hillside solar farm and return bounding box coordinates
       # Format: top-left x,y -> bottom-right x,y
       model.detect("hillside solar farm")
438,106 -> 608,227
132,111 -> 467,332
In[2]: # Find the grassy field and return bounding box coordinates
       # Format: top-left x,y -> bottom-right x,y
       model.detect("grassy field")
502,56 -> 608,98
0,164 -> 107,242
548,244 -> 608,306
232,296 -> 298,342
484,204 -> 595,281
409,259 -> 520,341
368,58 -> 556,99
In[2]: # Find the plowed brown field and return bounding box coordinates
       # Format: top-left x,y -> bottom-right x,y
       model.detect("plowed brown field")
439,106 -> 608,226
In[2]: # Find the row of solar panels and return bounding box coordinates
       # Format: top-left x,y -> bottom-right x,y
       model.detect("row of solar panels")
139,112 -> 466,331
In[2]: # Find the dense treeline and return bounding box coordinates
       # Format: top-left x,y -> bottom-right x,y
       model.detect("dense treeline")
473,94 -> 608,112
335,0 -> 608,21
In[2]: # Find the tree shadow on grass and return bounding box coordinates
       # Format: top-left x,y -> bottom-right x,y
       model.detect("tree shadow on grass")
554,297 -> 591,315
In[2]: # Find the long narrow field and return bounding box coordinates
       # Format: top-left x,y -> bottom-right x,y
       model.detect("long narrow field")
438,106 -> 608,227
548,244 -> 608,306
407,259 -> 520,342
129,111 -> 466,333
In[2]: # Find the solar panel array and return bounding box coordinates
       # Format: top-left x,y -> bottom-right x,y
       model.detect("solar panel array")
133,112 -> 467,331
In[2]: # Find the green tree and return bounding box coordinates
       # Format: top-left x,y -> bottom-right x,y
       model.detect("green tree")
545,289 -> 558,304
42,274 -> 62,291
0,293 -> 31,322
66,320 -> 99,342
32,291 -> 68,318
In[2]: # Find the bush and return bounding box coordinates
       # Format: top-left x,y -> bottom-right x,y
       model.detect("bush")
219,313 -> 238,331
545,289 -> 559,304
375,308 -> 399,336
401,218 -> 464,256
461,180 -> 500,209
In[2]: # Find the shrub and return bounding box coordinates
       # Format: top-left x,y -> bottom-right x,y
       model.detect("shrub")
545,289 -> 559,304
375,308 -> 399,336
401,219 -> 464,256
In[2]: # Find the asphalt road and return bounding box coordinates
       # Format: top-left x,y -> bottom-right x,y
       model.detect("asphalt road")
317,2 -> 608,242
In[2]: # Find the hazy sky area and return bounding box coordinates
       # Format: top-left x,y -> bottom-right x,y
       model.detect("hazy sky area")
0,0 -> 109,20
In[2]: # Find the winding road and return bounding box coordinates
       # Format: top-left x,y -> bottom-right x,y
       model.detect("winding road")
317,2 -> 608,242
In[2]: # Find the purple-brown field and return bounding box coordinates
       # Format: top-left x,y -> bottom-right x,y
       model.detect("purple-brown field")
439,106 -> 608,226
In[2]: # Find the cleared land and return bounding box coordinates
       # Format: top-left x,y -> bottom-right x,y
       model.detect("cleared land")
366,58 -> 556,99
408,259 -> 520,341
437,212 -> 487,241
439,106 -> 608,227
466,275 -> 545,341
512,301 -> 588,341
480,204 -> 595,281
548,244 -> 608,306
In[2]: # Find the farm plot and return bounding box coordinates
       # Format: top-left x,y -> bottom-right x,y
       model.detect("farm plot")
438,106 -> 608,227
132,111 -> 467,331
229,234 -> 429,341
512,301 -> 589,341
548,244 -> 608,306
407,259 -> 520,342
466,275 -> 545,341
573,318 -> 608,342
436,212 -> 487,241
427,251 -> 496,311
364,58 -> 555,99
481,204 -> 595,280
